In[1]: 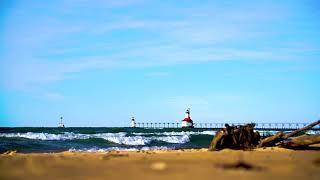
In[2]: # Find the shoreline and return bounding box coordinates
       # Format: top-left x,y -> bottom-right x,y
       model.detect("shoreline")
1,147 -> 319,180
3,143 -> 320,154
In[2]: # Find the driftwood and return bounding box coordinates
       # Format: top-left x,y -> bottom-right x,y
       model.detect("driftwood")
283,120 -> 320,139
278,134 -> 320,148
209,120 -> 320,150
258,120 -> 320,147
257,132 -> 284,148
209,123 -> 260,151
208,130 -> 225,151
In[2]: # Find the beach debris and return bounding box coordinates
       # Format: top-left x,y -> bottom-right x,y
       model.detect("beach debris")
2,150 -> 17,155
150,161 -> 167,171
209,120 -> 320,150
209,123 -> 260,151
215,160 -> 263,171
258,132 -> 285,147
277,134 -> 320,148
258,120 -> 320,148
283,120 -> 320,139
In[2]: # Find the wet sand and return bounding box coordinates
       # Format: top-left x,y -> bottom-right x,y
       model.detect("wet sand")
1,148 -> 319,180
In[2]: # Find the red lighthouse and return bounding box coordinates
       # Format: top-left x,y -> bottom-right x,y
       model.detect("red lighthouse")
181,108 -> 194,128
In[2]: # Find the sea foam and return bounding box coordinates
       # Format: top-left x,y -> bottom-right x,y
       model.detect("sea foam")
69,146 -> 171,152
0,132 -> 192,145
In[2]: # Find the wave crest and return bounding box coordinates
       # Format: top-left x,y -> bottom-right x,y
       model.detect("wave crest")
0,132 -> 192,145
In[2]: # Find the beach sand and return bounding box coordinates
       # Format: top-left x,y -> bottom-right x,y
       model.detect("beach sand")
1,148 -> 319,180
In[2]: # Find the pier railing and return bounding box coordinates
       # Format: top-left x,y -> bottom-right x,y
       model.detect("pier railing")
134,122 -> 320,131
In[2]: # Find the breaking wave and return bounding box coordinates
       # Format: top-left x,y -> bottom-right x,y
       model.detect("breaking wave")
155,135 -> 190,144
0,132 -> 193,145
0,132 -> 91,140
101,134 -> 151,145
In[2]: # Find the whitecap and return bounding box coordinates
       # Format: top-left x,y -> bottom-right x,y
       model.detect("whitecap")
0,132 -> 126,141
98,135 -> 152,145
154,134 -> 190,144
0,132 -> 192,145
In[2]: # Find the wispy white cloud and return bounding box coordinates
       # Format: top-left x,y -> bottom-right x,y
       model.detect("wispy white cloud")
1,57 -> 118,90
1,0 -> 319,94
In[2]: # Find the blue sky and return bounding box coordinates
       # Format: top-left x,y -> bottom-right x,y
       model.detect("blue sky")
1,0 -> 320,127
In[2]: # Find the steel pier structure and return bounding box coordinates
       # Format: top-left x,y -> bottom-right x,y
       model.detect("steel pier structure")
134,122 -> 320,131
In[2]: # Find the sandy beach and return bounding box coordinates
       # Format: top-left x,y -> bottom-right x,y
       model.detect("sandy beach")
1,148 -> 319,180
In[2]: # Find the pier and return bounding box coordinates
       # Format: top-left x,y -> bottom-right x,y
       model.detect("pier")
134,122 -> 320,131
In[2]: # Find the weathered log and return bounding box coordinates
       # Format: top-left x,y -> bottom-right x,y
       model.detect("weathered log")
278,134 -> 320,148
257,132 -> 284,147
283,120 -> 320,139
209,130 -> 225,151
258,120 -> 320,147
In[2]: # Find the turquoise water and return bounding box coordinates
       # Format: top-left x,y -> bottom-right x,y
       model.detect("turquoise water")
0,127 -> 216,153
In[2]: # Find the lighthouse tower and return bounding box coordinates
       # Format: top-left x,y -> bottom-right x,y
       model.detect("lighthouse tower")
58,116 -> 65,128
131,117 -> 136,128
181,108 -> 194,128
